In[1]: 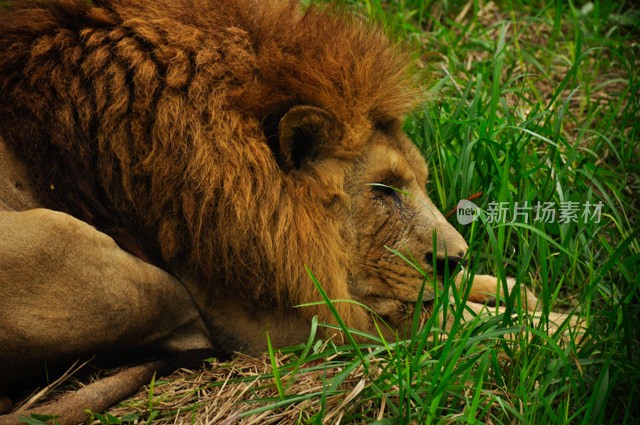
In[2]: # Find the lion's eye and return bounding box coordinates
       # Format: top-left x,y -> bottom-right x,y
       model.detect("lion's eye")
371,183 -> 398,198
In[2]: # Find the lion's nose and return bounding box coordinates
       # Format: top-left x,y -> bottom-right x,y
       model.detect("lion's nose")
425,253 -> 467,277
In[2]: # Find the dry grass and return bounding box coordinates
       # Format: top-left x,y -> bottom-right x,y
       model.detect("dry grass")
106,352 -> 391,425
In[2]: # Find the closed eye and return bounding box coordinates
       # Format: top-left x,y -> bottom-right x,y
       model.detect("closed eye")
370,182 -> 399,198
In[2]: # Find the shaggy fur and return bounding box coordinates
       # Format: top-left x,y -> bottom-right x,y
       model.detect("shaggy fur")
0,0 -> 420,329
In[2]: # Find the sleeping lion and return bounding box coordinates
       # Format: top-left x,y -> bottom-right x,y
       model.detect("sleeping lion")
0,0 -> 576,422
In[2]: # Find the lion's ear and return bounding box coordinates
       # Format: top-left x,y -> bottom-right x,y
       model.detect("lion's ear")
278,105 -> 340,170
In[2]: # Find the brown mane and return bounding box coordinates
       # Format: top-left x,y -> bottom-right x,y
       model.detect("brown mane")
0,0 -> 420,328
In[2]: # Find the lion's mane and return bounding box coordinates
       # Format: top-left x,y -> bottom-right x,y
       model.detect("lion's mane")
0,0 -> 419,327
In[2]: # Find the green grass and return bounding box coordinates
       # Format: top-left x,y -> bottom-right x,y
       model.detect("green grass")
93,1 -> 639,424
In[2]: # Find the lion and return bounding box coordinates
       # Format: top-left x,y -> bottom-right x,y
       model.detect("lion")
0,0 -> 575,422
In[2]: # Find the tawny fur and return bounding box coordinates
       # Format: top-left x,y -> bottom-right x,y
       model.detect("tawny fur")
0,0 -> 420,330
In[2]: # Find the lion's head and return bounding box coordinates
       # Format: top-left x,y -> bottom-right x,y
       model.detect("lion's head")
271,105 -> 469,330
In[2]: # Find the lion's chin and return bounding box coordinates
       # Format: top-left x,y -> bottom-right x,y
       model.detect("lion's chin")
353,294 -> 433,334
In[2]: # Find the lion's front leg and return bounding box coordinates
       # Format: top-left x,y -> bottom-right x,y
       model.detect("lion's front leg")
451,273 -> 585,342
455,273 -> 541,312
